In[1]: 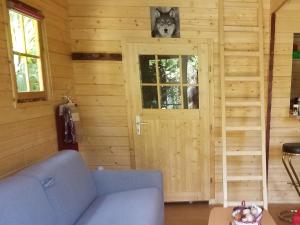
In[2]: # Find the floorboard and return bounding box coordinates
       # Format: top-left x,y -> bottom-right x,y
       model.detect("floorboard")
165,202 -> 299,225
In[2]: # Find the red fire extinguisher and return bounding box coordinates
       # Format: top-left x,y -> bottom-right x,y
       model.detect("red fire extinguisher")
55,96 -> 80,151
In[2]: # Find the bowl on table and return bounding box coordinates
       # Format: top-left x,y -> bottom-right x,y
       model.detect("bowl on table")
232,201 -> 263,225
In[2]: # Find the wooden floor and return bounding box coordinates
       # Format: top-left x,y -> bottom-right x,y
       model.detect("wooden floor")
165,202 -> 299,225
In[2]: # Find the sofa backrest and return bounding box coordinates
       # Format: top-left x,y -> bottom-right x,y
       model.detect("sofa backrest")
0,175 -> 58,225
19,150 -> 97,225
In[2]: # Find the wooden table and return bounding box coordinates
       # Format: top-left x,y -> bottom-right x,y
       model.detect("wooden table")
208,207 -> 277,225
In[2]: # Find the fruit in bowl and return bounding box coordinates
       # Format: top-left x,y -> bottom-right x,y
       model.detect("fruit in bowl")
232,202 -> 263,225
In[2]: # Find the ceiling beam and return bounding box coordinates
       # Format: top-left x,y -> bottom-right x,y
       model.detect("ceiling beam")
271,0 -> 289,13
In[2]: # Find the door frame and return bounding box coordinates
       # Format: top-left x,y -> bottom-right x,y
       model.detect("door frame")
122,38 -> 215,201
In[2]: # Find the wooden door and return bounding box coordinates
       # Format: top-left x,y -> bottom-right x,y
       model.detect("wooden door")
123,39 -> 211,202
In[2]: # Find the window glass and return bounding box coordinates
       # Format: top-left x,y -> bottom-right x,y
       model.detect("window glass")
141,86 -> 159,109
182,55 -> 198,84
27,57 -> 42,91
23,16 -> 40,56
13,54 -> 27,92
139,55 -> 156,83
9,10 -> 25,53
139,54 -> 199,109
183,86 -> 199,109
161,86 -> 181,109
158,55 -> 180,83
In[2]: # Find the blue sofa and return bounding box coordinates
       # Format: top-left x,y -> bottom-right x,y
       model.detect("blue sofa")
0,150 -> 164,225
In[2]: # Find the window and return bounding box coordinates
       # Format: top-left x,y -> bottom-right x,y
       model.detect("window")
291,33 -> 300,112
8,0 -> 46,102
139,55 -> 199,109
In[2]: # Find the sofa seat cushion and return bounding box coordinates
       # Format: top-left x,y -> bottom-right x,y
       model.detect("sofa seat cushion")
0,176 -> 57,225
19,150 -> 97,225
76,188 -> 163,225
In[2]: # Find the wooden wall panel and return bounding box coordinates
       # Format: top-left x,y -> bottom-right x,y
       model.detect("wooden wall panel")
0,0 -> 73,177
68,0 -> 219,180
268,0 -> 300,203
68,0 -> 273,203
73,61 -> 130,169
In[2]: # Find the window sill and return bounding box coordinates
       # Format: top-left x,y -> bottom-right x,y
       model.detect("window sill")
14,98 -> 53,109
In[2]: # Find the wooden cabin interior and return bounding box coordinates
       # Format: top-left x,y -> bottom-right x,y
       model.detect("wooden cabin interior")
1,0 -> 300,224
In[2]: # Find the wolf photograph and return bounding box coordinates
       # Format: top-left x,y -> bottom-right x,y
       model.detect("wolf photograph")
150,7 -> 180,38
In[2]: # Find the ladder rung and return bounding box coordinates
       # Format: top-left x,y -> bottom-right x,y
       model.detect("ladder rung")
224,51 -> 260,56
224,26 -> 259,32
227,201 -> 264,207
226,126 -> 261,131
225,76 -> 260,82
227,176 -> 263,181
225,101 -> 261,107
227,151 -> 262,156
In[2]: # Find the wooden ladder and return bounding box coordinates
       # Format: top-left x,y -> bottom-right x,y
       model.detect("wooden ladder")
219,0 -> 268,209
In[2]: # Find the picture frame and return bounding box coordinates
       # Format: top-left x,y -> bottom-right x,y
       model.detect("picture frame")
150,7 -> 180,38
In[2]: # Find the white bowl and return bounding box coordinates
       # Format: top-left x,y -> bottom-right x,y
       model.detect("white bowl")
232,204 -> 263,225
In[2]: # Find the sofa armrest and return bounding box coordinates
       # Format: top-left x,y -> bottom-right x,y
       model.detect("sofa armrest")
91,170 -> 163,196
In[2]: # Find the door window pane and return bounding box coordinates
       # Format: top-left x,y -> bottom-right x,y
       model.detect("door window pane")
158,55 -> 180,83
183,86 -> 199,109
139,55 -> 157,83
182,55 -> 198,84
161,86 -> 181,109
142,86 -> 159,108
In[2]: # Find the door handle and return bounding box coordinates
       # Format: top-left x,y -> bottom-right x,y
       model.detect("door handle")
136,115 -> 148,135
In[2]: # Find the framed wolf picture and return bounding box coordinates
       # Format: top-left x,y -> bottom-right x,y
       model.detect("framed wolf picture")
150,7 -> 180,38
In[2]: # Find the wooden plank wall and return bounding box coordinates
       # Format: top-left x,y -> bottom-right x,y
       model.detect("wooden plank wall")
268,0 -> 300,203
0,0 -> 73,177
73,60 -> 131,169
68,0 -> 219,172
68,0 -> 273,202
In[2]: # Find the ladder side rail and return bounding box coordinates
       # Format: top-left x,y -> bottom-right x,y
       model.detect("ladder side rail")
219,0 -> 228,208
258,0 -> 269,210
